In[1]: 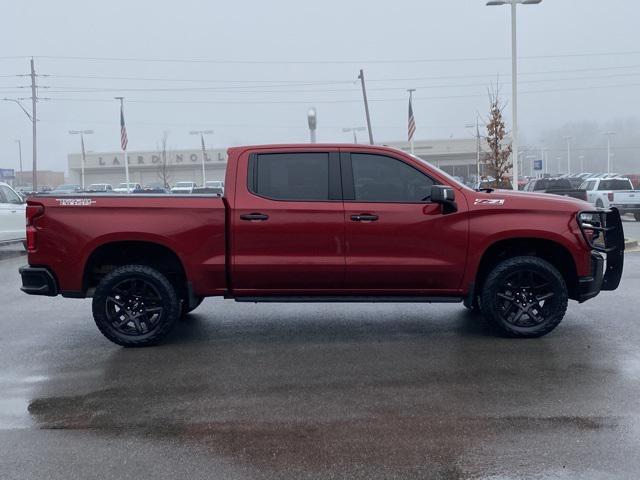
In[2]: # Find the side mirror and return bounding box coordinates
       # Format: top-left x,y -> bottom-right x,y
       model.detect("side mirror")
430,185 -> 457,214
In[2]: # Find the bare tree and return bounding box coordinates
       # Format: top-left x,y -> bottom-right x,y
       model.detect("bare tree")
484,84 -> 513,189
156,131 -> 173,188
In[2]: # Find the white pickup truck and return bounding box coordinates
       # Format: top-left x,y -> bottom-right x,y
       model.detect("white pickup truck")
0,182 -> 26,246
579,177 -> 640,221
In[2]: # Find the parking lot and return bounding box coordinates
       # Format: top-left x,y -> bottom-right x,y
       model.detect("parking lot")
0,218 -> 639,479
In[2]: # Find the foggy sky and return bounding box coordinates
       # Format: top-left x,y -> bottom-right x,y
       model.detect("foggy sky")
1,0 -> 639,173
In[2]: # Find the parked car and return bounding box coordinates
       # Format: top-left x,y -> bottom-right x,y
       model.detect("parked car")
50,184 -> 82,194
113,183 -> 142,193
579,177 -> 640,219
171,181 -> 197,194
0,182 -> 26,246
135,182 -> 168,194
523,178 -> 587,201
86,183 -> 113,193
20,144 -> 624,346
204,180 -> 225,194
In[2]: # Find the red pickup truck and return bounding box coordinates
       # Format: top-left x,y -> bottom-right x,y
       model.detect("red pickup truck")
19,144 -> 625,346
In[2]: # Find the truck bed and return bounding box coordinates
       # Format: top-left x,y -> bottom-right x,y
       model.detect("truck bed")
26,194 -> 228,297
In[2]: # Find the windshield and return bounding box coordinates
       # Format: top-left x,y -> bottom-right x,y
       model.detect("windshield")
409,154 -> 467,189
175,182 -> 194,187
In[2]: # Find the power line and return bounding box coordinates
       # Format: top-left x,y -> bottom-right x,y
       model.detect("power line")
26,50 -> 640,64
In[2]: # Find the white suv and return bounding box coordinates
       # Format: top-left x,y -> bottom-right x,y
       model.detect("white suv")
0,182 -> 26,246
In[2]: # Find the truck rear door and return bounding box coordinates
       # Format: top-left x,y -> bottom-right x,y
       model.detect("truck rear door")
231,149 -> 345,294
340,150 -> 468,293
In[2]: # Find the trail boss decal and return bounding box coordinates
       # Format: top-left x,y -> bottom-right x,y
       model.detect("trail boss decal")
474,198 -> 505,206
56,198 -> 96,206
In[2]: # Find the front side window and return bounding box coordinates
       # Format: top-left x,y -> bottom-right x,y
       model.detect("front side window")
350,154 -> 434,202
251,153 -> 330,201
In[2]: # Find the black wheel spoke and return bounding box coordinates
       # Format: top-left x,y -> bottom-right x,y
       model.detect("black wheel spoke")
106,277 -> 165,337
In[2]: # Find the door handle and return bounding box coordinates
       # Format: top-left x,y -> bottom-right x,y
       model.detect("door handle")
240,212 -> 269,221
350,213 -> 378,222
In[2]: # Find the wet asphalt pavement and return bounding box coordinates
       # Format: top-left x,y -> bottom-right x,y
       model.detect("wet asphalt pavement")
1,235 -> 640,479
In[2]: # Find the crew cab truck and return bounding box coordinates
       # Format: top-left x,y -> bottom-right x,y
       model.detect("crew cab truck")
19,144 -> 625,346
579,177 -> 640,220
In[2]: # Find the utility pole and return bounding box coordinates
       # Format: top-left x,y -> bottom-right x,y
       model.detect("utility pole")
190,130 -> 213,185
358,69 -> 374,145
30,58 -> 38,191
15,140 -> 23,186
475,116 -> 481,181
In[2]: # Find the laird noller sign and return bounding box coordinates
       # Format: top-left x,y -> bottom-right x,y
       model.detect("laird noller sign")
69,149 -> 228,169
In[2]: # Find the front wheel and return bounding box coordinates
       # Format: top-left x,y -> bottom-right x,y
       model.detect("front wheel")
480,256 -> 568,338
92,265 -> 180,346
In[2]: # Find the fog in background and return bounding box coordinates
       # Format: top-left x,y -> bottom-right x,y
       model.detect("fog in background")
1,0 -> 639,175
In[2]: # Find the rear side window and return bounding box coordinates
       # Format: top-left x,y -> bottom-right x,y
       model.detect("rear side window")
350,154 -> 434,202
250,153 -> 330,201
598,179 -> 632,191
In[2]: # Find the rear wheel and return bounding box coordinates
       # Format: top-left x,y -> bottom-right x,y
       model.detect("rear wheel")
480,256 -> 568,338
92,265 -> 180,346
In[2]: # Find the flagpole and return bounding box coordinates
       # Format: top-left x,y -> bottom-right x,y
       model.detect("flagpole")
115,97 -> 130,193
407,89 -> 416,155
81,133 -> 85,190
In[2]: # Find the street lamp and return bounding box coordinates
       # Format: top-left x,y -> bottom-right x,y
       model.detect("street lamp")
486,0 -> 542,190
190,130 -> 214,185
562,136 -> 572,174
342,127 -> 366,144
603,131 -> 616,174
69,130 -> 94,189
307,107 -> 317,143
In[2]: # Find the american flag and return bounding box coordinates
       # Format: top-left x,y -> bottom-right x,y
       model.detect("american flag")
408,96 -> 416,142
120,104 -> 128,151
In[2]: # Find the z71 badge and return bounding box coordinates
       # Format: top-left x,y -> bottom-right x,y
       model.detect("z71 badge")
56,198 -> 96,206
474,198 -> 505,206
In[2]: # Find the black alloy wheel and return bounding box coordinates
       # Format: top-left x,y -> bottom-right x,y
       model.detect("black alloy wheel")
480,256 -> 568,338
92,265 -> 180,346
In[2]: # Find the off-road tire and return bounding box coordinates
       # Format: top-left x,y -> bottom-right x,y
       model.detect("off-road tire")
92,265 -> 180,347
480,256 -> 568,338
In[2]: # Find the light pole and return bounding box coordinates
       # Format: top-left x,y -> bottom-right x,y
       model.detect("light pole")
486,0 -> 542,190
190,130 -> 214,185
15,140 -> 23,186
465,117 -> 482,181
563,136 -> 572,174
578,154 -> 585,173
342,127 -> 366,144
307,108 -> 317,143
69,130 -> 94,189
604,131 -> 616,174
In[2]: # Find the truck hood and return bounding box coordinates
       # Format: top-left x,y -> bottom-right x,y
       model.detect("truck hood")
469,188 -> 593,212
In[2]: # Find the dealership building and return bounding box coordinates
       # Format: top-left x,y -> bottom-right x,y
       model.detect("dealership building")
67,138 -> 489,187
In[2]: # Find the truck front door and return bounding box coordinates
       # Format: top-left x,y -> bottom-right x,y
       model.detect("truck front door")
231,150 -> 345,294
340,151 -> 468,294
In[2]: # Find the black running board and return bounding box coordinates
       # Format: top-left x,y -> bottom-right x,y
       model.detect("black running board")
233,296 -> 463,303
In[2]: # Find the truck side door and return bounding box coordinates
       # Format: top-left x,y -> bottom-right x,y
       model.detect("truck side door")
341,151 -> 468,293
231,149 -> 345,294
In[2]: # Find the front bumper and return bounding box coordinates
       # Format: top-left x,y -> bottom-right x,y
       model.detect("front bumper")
19,266 -> 58,296
576,209 -> 625,302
